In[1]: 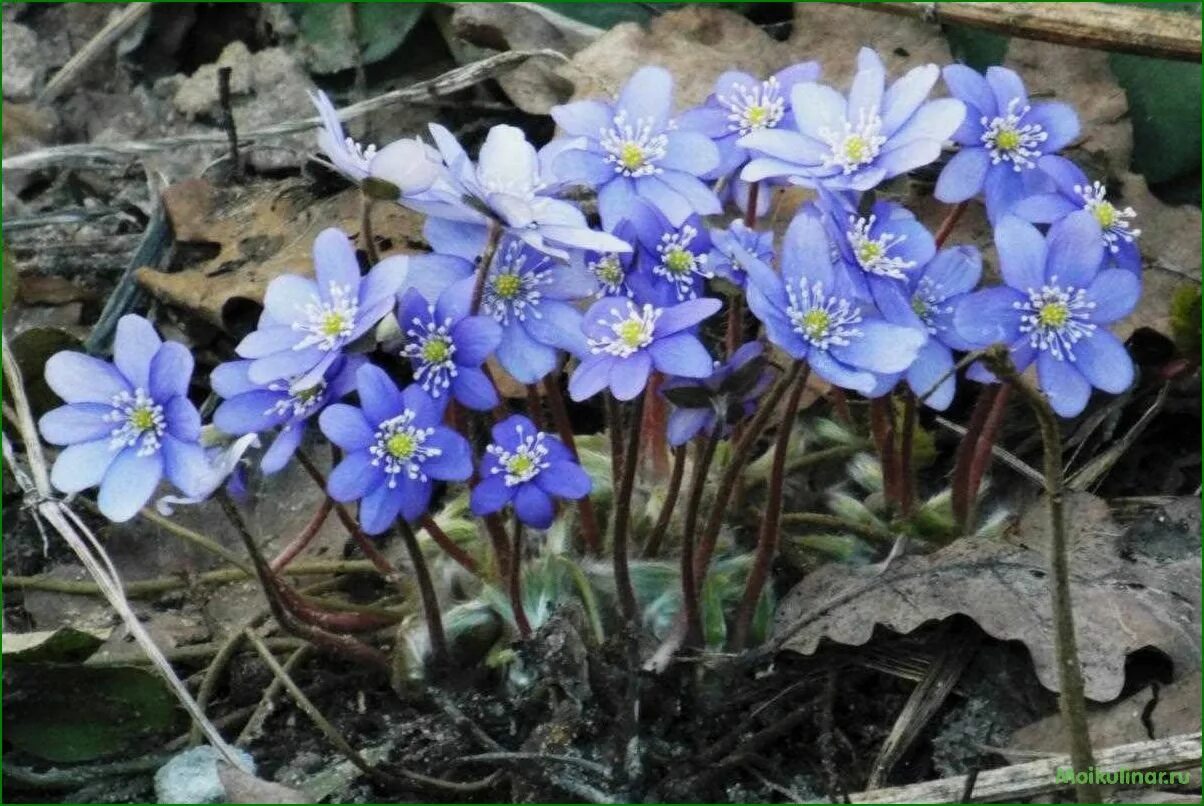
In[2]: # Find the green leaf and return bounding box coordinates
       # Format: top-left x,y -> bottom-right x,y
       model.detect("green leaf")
943,25 -> 1009,71
1169,284 -> 1202,362
3,627 -> 110,664
1109,53 -> 1202,185
538,3 -> 657,30
4,665 -> 181,763
5,327 -> 80,417
356,3 -> 427,65
294,3 -> 426,74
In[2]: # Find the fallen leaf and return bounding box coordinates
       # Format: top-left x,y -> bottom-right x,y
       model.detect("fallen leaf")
136,177 -> 425,334
217,763 -> 309,804
2,626 -> 110,663
773,493 -> 1200,702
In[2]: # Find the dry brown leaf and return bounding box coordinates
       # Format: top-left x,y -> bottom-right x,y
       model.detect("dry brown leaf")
773,493 -> 1200,702
136,178 -> 425,334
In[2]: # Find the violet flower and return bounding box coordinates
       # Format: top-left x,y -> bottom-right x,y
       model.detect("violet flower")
876,247 -> 983,410
708,220 -> 774,288
211,356 -> 363,474
549,66 -> 722,231
470,414 -> 592,529
309,90 -> 443,197
953,214 -> 1139,418
38,315 -> 210,522
236,228 -> 407,390
318,366 -> 473,534
739,48 -> 965,192
407,123 -> 630,260
662,342 -> 773,446
817,190 -> 935,307
1012,155 -> 1141,273
739,213 -> 926,396
397,280 -> 502,411
629,215 -> 714,305
935,65 -> 1080,222
568,296 -> 720,402
677,62 -> 822,179
573,220 -> 640,299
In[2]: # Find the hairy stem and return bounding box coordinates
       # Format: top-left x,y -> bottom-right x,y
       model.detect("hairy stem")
898,389 -> 918,518
642,373 -> 670,478
780,511 -> 895,544
934,200 -> 968,248
642,443 -> 686,558
965,381 -> 1013,524
543,369 -> 603,555
360,192 -> 381,265
982,347 -> 1099,802
694,362 -> 801,585
469,223 -> 503,316
951,384 -> 999,533
419,513 -> 481,577
508,515 -> 532,639
612,393 -> 644,624
731,365 -> 808,650
396,520 -> 448,666
869,396 -> 901,513
680,428 -> 721,648
606,393 -> 623,487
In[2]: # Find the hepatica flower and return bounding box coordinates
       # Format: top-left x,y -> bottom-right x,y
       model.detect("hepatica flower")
954,214 -> 1139,417
740,213 -> 925,395
708,220 -> 774,288
38,315 -> 210,522
319,366 -> 472,534
630,216 -> 714,304
237,228 -> 406,389
678,62 -> 821,179
470,415 -> 591,529
662,341 -> 773,446
740,48 -> 964,192
550,66 -> 722,231
309,90 -> 443,197
1013,155 -> 1141,273
568,296 -> 720,402
211,356 -> 362,474
397,281 -> 502,411
935,66 -> 1079,222
412,123 -> 630,260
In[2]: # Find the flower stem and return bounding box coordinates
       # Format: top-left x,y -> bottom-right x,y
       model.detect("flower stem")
966,381 -> 1012,521
951,383 -> 999,533
360,192 -> 381,265
395,519 -> 449,666
934,200 -> 968,249
612,393 -> 644,624
898,389 -> 918,518
524,384 -> 549,431
869,396 -> 901,514
731,364 -> 808,650
508,515 -> 532,639
605,393 -> 623,486
642,443 -> 686,558
469,223 -> 503,316
271,498 -> 334,571
694,362 -> 801,586
981,347 -> 1100,803
542,370 -> 603,556
642,372 -> 670,478
829,387 -> 853,425
418,513 -> 481,578
680,429 -> 720,648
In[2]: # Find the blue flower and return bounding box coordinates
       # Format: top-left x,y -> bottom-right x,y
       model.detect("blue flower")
571,219 -> 640,299
953,214 -> 1140,418
568,295 -> 720,402
470,415 -> 592,529
740,213 -> 926,396
550,66 -> 722,231
309,90 -> 444,196
662,342 -> 773,446
677,62 -> 822,179
708,219 -> 774,289
318,365 -> 473,534
397,280 -> 502,411
211,355 -> 363,474
38,315 -> 210,522
935,65 -> 1080,222
629,215 -> 714,305
816,189 -> 935,307
739,48 -> 965,192
1012,155 -> 1141,273
235,228 -> 407,390
876,247 -> 983,410
406,124 -> 630,260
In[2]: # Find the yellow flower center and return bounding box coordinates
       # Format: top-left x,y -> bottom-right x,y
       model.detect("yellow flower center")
801,309 -> 830,340
130,407 -> 157,432
995,128 -> 1021,152
843,135 -> 868,164
857,241 -> 883,265
506,454 -> 535,476
386,432 -> 417,459
493,274 -> 522,299
596,256 -> 622,284
321,312 -> 348,337
910,296 -> 928,318
664,248 -> 693,276
1092,201 -> 1116,229
1038,302 -> 1070,329
619,143 -> 646,172
422,337 -> 451,363
746,105 -> 768,127
617,319 -> 648,348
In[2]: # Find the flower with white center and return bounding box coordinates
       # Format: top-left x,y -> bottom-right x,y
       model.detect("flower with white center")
1076,181 -> 1140,252
600,110 -> 669,178
846,215 -> 915,280
589,253 -> 631,297
652,224 -> 713,300
39,315 -> 211,522
402,309 -> 459,396
720,76 -> 786,137
820,108 -> 888,176
293,282 -> 359,351
320,367 -> 472,533
786,281 -> 864,350
588,302 -> 662,358
707,219 -> 775,288
954,214 -> 1140,418
266,378 -> 328,420
471,415 -> 591,528
910,278 -> 954,335
980,97 -> 1047,171
482,241 -> 551,326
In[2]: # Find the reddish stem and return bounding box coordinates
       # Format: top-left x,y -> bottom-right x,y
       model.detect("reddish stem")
642,443 -> 686,558
271,498 -> 333,572
680,430 -> 720,648
642,373 -> 670,478
419,513 -> 481,577
898,390 -> 918,518
542,370 -> 602,555
934,201 -> 968,248
508,516 -> 532,639
869,396 -> 900,512
951,384 -> 999,532
524,384 -> 548,432
829,388 -> 853,425
396,519 -> 449,666
613,393 -> 645,624
964,382 -> 1013,525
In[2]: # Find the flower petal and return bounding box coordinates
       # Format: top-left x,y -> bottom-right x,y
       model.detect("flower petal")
398,476 -> 433,522
942,64 -> 996,118
1045,209 -> 1104,289
654,171 -> 722,217
1012,192 -> 1079,224
39,404 -> 112,446
358,481 -> 404,535
636,177 -> 693,228
875,139 -> 944,180
953,286 -> 1026,347
1074,330 -> 1133,395
313,227 -> 361,294
661,131 -> 720,176
1027,102 -> 1080,153
617,66 -> 673,132
1037,352 -> 1091,418
214,390 -> 288,435
210,360 -> 257,398
935,147 -> 990,203
51,439 -> 117,493
236,326 -> 300,359
808,350 -> 876,395
113,315 -> 162,389
319,403 -> 375,451
654,297 -> 722,337
359,255 -> 409,311
356,364 -> 404,425
597,176 -> 636,232
98,448 -> 163,522
165,396 -> 202,441
451,316 -> 503,365
569,355 -> 613,402
550,100 -> 614,139
247,346 -> 326,386
1087,269 -> 1141,323
667,407 -> 712,447
44,352 -> 131,404
995,215 -> 1048,291
830,320 -> 926,374
328,450 -> 385,502
985,66 -> 1028,112
149,342 -> 193,402
648,333 -> 713,378
921,246 -> 982,298
535,461 -> 592,500
261,425 -> 305,475
479,124 -> 539,195
471,475 -> 514,516
515,483 -> 555,529
881,64 -> 940,132
262,275 -> 320,326
790,82 -> 847,142
609,352 -> 652,401
452,367 -> 499,411
162,434 -> 212,498
907,340 -> 955,411
497,322 -> 558,384
422,428 -> 473,481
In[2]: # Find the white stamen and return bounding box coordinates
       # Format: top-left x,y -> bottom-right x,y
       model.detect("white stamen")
368,410 -> 441,488
487,424 -> 551,487
401,307 -> 459,397
846,215 -> 916,279
1014,277 -> 1097,361
588,303 -> 662,358
266,378 -> 328,420
785,281 -> 864,350
106,387 -> 166,456
910,277 -> 954,335
981,97 -> 1047,172
653,224 -> 713,300
599,110 -> 669,178
719,77 -> 786,136
819,108 -> 886,175
1074,181 -> 1141,253
482,242 -> 551,325
588,253 -> 630,298
293,282 -> 359,351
